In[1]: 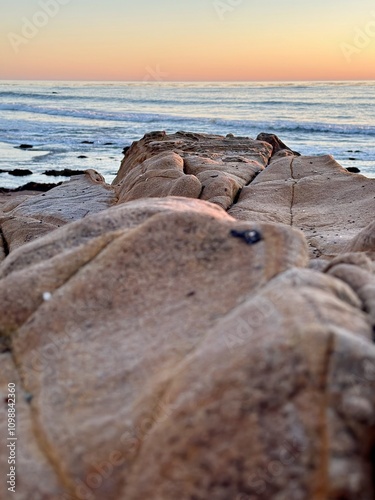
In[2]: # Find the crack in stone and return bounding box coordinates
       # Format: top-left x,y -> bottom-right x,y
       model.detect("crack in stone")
318,331 -> 335,498
0,231 -> 122,339
8,343 -> 75,497
290,157 -> 297,227
0,226 -> 10,256
2,232 -> 127,498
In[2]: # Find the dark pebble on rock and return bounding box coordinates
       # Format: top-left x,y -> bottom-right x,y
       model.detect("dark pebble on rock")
230,229 -> 263,245
24,393 -> 33,404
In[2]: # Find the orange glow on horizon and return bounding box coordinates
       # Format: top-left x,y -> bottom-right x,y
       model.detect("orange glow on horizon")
1,0 -> 375,81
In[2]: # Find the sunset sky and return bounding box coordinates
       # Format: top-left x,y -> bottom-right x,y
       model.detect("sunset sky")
1,0 -> 375,81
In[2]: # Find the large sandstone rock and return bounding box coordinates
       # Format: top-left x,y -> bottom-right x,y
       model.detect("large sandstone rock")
125,268 -> 375,500
229,154 -> 375,259
1,197 -> 308,499
0,132 -> 374,499
114,131 -> 273,210
0,170 -> 117,255
113,131 -> 375,259
115,151 -> 202,203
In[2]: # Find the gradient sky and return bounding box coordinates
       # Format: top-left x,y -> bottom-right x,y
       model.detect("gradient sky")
1,0 -> 375,81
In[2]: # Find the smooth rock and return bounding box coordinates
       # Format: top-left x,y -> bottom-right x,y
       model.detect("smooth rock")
0,170 -> 117,252
229,154 -> 375,258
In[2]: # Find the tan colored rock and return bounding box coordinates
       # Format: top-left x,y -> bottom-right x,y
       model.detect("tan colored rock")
115,151 -> 202,203
113,131 -> 272,209
113,131 -> 272,184
346,221 -> 375,257
125,268 -> 374,499
0,132 -> 374,500
0,170 -> 117,252
257,132 -> 301,157
0,353 -> 63,499
229,154 -> 375,259
325,253 -> 375,327
1,197 -> 309,499
184,155 -> 262,209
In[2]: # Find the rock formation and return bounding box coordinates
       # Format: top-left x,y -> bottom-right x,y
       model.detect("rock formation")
0,132 -> 374,500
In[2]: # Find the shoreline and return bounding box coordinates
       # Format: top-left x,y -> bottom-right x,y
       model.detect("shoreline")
1,81 -> 375,187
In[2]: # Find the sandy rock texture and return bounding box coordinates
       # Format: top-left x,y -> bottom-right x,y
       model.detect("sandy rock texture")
230,152 -> 375,259
0,170 -> 117,257
0,132 -> 374,500
114,131 -> 273,210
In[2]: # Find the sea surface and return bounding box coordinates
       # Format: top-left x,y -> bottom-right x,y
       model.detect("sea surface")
0,80 -> 374,188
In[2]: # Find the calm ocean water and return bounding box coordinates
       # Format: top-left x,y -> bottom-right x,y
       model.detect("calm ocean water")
0,80 -> 374,188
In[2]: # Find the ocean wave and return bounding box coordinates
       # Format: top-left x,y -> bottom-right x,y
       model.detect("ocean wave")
0,102 -> 374,138
0,91 -> 328,109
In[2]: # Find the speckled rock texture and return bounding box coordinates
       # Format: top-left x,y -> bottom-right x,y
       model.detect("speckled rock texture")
0,132 -> 374,500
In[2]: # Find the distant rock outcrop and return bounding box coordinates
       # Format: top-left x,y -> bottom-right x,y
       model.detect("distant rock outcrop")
114,131 -> 272,210
0,132 -> 374,499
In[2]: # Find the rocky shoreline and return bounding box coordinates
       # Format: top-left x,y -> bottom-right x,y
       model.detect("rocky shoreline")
0,131 -> 374,499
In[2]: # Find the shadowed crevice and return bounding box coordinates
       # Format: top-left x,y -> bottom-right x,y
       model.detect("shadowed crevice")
257,132 -> 301,158
371,443 -> 375,498
0,227 -> 10,257
289,157 -> 297,227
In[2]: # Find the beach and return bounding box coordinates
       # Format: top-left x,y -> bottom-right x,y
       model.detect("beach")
1,80 -> 375,190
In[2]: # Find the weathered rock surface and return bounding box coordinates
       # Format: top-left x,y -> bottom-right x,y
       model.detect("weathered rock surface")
116,151 -> 202,203
114,131 -> 272,210
0,131 -> 374,499
0,170 -> 117,255
229,154 -> 375,259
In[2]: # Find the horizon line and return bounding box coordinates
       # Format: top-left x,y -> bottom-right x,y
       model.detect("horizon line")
1,78 -> 375,84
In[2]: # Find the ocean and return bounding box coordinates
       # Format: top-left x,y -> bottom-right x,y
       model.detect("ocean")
0,80 -> 374,188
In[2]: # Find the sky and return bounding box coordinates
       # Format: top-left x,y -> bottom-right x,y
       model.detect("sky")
1,0 -> 375,81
